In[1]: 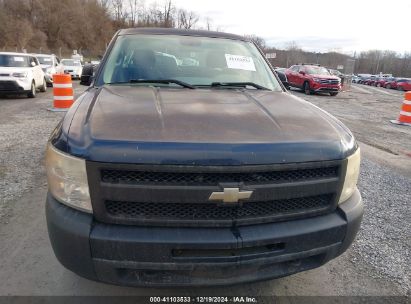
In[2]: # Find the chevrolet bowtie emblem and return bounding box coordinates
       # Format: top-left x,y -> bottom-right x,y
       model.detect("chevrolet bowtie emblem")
209,188 -> 253,203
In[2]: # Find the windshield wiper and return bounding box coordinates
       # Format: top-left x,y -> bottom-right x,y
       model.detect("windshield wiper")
210,82 -> 269,90
129,79 -> 195,89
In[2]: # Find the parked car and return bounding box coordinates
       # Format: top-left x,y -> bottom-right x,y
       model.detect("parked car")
274,67 -> 290,89
357,77 -> 366,84
375,77 -> 391,87
352,76 -> 361,84
80,62 -> 99,86
328,69 -> 346,86
45,28 -> 362,287
285,64 -> 341,96
386,78 -> 408,89
61,59 -> 83,79
368,79 -> 377,86
396,79 -> 411,91
0,52 -> 46,98
34,54 -> 63,86
363,77 -> 374,85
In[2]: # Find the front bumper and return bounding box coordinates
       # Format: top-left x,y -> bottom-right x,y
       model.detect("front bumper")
64,71 -> 81,79
311,83 -> 341,92
46,189 -> 363,286
0,77 -> 31,92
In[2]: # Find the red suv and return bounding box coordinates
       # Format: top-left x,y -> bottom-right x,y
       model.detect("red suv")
397,79 -> 411,91
286,64 -> 341,96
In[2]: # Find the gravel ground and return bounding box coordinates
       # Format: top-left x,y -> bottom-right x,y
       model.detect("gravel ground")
353,158 -> 410,294
0,96 -> 64,219
290,86 -> 411,296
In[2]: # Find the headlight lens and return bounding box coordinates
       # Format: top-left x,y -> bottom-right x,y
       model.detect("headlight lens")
12,72 -> 28,78
338,148 -> 361,204
45,143 -> 92,213
313,78 -> 322,83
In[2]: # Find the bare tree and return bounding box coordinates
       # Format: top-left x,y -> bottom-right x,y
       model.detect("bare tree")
178,9 -> 198,29
245,35 -> 266,50
285,41 -> 303,67
162,0 -> 175,28
128,0 -> 141,27
205,16 -> 213,31
111,0 -> 127,23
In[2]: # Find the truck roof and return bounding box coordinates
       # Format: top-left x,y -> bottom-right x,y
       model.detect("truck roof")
118,28 -> 249,42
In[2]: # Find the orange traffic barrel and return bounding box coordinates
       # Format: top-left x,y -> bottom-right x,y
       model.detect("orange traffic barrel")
391,92 -> 411,126
49,74 -> 74,111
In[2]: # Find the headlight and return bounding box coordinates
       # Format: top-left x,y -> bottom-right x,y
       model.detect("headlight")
338,148 -> 361,204
12,72 -> 28,78
45,143 -> 92,213
46,67 -> 53,74
313,78 -> 322,83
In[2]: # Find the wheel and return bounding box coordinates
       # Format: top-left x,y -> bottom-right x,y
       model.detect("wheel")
376,83 -> 381,87
330,92 -> 338,96
304,82 -> 312,95
27,81 -> 36,98
386,84 -> 391,89
39,78 -> 47,92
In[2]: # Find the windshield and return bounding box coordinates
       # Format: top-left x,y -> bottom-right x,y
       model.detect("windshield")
0,55 -> 30,67
305,66 -> 331,76
37,56 -> 52,65
61,60 -> 81,66
97,34 -> 282,90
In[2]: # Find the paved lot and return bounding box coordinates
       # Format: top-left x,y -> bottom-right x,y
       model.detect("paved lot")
0,83 -> 409,297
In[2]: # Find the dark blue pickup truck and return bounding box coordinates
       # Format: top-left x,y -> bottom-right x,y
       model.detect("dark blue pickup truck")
45,28 -> 363,286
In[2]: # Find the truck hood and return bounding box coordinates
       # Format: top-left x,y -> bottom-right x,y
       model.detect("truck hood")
62,85 -> 355,165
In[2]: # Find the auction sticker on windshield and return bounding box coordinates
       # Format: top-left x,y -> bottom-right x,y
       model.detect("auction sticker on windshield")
13,57 -> 24,62
225,54 -> 256,71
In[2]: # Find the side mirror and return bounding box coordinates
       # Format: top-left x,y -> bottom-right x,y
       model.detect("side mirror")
299,71 -> 306,75
80,64 -> 94,86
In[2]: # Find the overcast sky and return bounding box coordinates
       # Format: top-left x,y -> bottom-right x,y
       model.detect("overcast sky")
173,0 -> 411,54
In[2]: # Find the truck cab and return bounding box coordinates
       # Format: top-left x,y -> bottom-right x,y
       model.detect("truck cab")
45,28 -> 363,286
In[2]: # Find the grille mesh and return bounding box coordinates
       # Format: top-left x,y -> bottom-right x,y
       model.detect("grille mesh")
101,167 -> 338,186
105,195 -> 332,222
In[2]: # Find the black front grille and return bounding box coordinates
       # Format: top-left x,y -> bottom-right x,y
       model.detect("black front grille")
88,161 -> 342,227
101,166 -> 338,186
105,194 -> 333,225
319,79 -> 340,85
